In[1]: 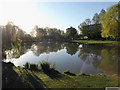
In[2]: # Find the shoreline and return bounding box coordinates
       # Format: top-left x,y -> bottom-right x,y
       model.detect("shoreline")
2,62 -> 119,88
72,40 -> 120,44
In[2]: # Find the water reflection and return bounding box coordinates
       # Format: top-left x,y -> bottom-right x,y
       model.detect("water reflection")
80,54 -> 94,73
31,42 -> 65,56
99,48 -> 118,75
3,42 -> 119,75
4,43 -> 32,60
65,43 -> 79,56
78,44 -> 119,75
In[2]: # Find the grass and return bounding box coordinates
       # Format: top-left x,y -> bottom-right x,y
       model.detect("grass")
2,62 -> 120,88
23,61 -> 56,72
72,40 -> 120,44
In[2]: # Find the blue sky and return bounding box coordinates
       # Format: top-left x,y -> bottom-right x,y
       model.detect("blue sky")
0,1 -> 118,33
32,2 -> 117,31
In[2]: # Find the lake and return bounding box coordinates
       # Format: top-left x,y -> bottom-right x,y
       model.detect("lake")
3,42 -> 119,75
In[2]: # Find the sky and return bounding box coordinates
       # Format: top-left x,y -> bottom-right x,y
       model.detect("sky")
0,0 -> 118,34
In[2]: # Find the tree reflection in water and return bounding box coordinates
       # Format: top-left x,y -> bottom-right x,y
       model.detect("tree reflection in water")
78,44 -> 119,75
3,42 -> 120,76
3,43 -> 32,61
31,42 -> 65,56
65,43 -> 79,56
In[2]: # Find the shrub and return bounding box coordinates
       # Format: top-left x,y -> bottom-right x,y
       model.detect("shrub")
40,61 -> 51,72
24,62 -> 29,69
29,63 -> 38,70
52,61 -> 56,70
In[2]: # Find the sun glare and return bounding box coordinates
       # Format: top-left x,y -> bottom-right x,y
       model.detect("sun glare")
0,0 -> 61,34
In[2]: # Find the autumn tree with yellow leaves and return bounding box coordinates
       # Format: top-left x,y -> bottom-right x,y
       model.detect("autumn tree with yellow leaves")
99,2 -> 120,40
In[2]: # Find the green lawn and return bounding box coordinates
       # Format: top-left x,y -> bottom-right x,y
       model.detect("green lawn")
72,40 -> 120,44
2,62 -> 119,89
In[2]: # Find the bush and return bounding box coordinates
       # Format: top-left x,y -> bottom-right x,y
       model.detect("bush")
40,61 -> 51,72
29,63 -> 38,70
24,62 -> 29,69
52,61 -> 56,70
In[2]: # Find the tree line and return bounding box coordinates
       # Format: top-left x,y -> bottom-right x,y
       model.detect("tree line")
1,21 -> 33,51
30,25 -> 65,41
1,2 -> 120,50
65,2 -> 120,41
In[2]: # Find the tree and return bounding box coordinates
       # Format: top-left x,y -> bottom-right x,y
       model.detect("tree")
85,18 -> 91,25
78,23 -> 102,40
99,9 -> 106,17
78,18 -> 91,39
66,27 -> 78,39
30,28 -> 36,37
99,3 -> 120,40
91,13 -> 100,24
31,26 -> 65,41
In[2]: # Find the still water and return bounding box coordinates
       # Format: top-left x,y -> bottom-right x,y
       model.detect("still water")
3,42 -> 119,75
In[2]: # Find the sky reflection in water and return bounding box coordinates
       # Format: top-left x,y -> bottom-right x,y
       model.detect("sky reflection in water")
4,42 -> 119,75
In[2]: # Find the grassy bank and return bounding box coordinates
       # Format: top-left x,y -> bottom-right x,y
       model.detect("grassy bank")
73,40 -> 120,44
2,62 -> 119,89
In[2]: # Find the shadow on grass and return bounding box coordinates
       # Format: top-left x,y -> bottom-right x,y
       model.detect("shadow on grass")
63,70 -> 76,76
24,62 -> 64,80
42,68 -> 63,79
2,62 -> 24,88
23,69 -> 47,88
39,60 -> 64,79
2,62 -> 46,88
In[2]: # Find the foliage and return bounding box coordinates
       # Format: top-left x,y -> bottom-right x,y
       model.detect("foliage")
65,26 -> 78,40
91,13 -> 100,24
31,26 -> 65,41
29,63 -> 38,70
78,24 -> 102,40
24,62 -> 29,69
39,60 -> 57,71
39,60 -> 51,72
52,61 -> 56,70
24,63 -> 39,70
1,21 -> 33,51
78,9 -> 106,40
99,3 -> 120,40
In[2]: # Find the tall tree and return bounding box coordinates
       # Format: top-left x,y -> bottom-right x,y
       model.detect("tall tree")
91,13 -> 99,24
99,9 -> 106,17
84,18 -> 91,25
99,3 -> 120,40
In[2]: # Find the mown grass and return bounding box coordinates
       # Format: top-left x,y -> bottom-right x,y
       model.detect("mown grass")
2,62 -> 120,89
73,40 -> 120,44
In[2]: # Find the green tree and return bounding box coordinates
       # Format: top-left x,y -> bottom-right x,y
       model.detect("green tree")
66,27 -> 78,39
99,3 -> 120,40
78,23 -> 102,40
